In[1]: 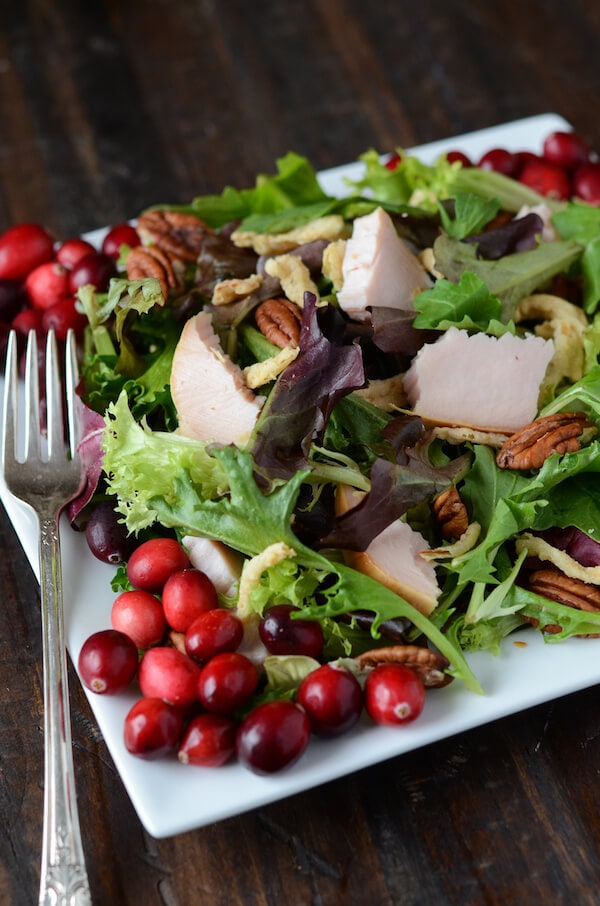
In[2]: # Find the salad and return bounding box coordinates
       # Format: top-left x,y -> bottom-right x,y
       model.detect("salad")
56,126 -> 600,768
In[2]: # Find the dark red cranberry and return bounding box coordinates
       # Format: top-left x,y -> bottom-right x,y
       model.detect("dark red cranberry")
124,697 -> 184,759
259,604 -> 324,658
78,629 -> 139,694
296,664 -> 363,737
236,700 -> 311,774
68,252 -> 117,294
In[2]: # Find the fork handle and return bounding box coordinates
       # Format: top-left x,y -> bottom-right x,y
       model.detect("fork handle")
38,513 -> 92,906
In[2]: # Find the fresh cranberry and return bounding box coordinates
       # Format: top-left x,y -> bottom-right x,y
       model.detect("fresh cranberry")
161,568 -> 218,632
513,150 -> 540,176
126,537 -> 191,592
236,700 -> 311,774
446,150 -> 472,167
11,306 -> 43,337
384,152 -> 402,171
543,130 -> 590,170
259,604 -> 324,658
0,223 -> 55,281
296,664 -> 363,737
101,223 -> 141,259
364,664 -> 425,726
518,159 -> 571,199
56,237 -> 97,269
197,652 -> 258,715
0,280 -> 26,322
177,714 -> 237,767
68,251 -> 117,294
85,500 -> 135,565
24,261 -> 70,310
41,296 -> 87,340
477,148 -> 519,177
185,609 -> 244,663
572,161 -> 600,205
124,697 -> 184,759
111,589 -> 166,650
78,629 -> 139,695
138,646 -> 200,711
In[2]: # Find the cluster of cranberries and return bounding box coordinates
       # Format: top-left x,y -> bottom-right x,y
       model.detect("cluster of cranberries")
77,536 -> 426,775
388,128 -> 600,204
0,220 -> 141,355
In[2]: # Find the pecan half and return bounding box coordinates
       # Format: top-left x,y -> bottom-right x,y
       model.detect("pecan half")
136,209 -> 210,262
431,486 -> 469,540
255,296 -> 302,348
355,645 -> 453,688
523,567 -> 600,636
125,245 -> 179,298
496,411 -> 596,470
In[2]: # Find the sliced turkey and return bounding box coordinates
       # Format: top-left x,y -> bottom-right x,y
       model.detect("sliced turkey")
170,310 -> 264,446
336,206 -> 431,321
336,484 -> 440,615
403,327 -> 554,433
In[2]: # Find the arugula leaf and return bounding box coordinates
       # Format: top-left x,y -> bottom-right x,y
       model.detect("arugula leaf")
412,271 -> 513,334
347,149 -> 460,211
438,192 -> 500,240
186,152 -> 330,228
432,233 -> 583,321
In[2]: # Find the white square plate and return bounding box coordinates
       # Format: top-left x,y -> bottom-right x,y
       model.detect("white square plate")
4,112 -> 595,840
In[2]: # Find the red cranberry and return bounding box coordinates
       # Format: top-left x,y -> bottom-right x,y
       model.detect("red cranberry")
138,646 -> 200,711
126,537 -> 191,592
41,296 -> 87,340
124,697 -> 184,759
78,629 -> 139,694
364,664 -> 425,726
177,714 -> 237,767
11,307 -> 43,337
0,279 -> 26,322
161,568 -> 218,632
185,609 -> 244,663
543,130 -> 590,170
259,604 -> 324,658
25,261 -> 70,310
0,223 -> 55,281
518,158 -> 571,200
296,664 -> 363,737
446,150 -> 471,167
68,251 -> 117,294
111,589 -> 166,650
101,223 -> 141,259
85,500 -> 135,565
384,152 -> 402,171
477,148 -> 519,177
236,700 -> 311,774
56,237 -> 96,269
197,652 -> 258,715
572,161 -> 600,205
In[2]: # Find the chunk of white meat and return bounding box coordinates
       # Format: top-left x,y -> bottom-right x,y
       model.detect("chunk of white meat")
170,311 -> 263,445
336,206 -> 431,321
336,485 -> 440,616
403,327 -> 554,433
182,535 -> 243,599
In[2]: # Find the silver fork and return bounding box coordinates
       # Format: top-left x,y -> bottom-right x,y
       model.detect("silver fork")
2,330 -> 92,906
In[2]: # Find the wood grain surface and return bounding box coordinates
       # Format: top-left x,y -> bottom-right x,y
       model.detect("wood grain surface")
1,2 -> 600,904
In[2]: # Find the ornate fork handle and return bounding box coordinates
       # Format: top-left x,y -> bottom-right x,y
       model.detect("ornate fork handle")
38,507 -> 91,906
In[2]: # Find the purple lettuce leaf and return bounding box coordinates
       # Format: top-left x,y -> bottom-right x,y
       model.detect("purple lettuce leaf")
465,212 -> 544,260
251,293 -> 365,482
67,401 -> 106,523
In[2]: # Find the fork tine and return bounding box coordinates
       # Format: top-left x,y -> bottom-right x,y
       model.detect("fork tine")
64,329 -> 80,461
45,330 -> 63,461
24,329 -> 42,462
2,329 -> 18,468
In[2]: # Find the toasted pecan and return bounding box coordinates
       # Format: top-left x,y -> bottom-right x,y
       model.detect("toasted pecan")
125,245 -> 180,299
523,567 -> 600,636
136,209 -> 210,262
255,296 -> 302,348
355,645 -> 453,688
496,412 -> 596,470
431,486 -> 469,540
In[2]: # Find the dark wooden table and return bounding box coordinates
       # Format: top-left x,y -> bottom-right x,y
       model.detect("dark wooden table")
2,2 -> 600,903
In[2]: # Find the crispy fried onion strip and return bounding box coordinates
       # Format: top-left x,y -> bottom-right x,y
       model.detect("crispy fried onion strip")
515,532 -> 600,585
